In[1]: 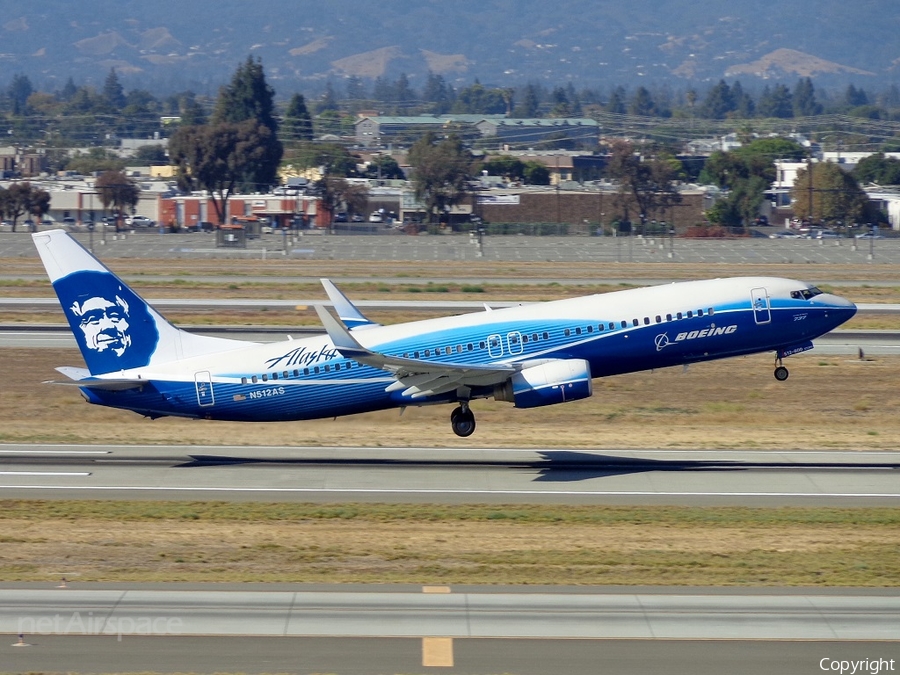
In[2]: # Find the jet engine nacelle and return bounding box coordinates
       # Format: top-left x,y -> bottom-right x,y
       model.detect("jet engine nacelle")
494,358 -> 592,409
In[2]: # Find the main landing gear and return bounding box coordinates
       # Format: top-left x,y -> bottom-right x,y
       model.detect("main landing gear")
450,403 -> 476,437
774,355 -> 789,381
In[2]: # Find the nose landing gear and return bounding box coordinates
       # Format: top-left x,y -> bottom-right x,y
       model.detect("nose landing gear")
450,403 -> 476,437
774,355 -> 789,381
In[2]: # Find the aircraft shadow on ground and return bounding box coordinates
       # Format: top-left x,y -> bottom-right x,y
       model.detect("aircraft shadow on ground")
173,452 -> 900,483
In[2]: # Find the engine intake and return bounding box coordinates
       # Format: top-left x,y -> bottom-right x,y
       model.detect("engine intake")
494,359 -> 592,408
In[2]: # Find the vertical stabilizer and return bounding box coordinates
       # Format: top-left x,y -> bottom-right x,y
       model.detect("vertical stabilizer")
33,230 -> 243,375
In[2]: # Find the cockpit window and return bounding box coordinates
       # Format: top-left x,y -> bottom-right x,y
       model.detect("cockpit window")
791,286 -> 824,300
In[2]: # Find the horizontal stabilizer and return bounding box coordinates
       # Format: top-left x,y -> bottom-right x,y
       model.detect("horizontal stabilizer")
50,365 -> 147,390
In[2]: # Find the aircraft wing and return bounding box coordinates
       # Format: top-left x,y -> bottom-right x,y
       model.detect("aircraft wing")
315,304 -> 516,398
320,278 -> 381,330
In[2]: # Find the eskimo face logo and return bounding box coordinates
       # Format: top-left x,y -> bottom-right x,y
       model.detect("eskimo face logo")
70,295 -> 132,356
56,271 -> 159,373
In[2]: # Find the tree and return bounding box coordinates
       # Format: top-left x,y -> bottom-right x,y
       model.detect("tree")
290,142 -> 357,178
211,56 -> 278,134
7,74 -> 33,114
408,132 -> 473,226
757,85 -> 793,118
102,68 -> 126,111
346,75 -> 367,101
283,93 -> 314,143
793,77 -> 822,117
853,153 -> 900,185
705,175 -> 768,228
315,176 -> 368,222
512,84 -> 540,118
701,80 -> 734,119
169,121 -> 282,224
65,148 -> 126,175
606,86 -> 626,114
481,155 -> 526,182
4,182 -> 49,232
452,81 -> 506,115
628,87 -> 657,117
423,72 -> 454,114
522,161 -> 550,185
791,161 -> 872,227
703,138 -> 806,189
95,170 -> 140,230
604,140 -> 680,230
364,154 -> 405,180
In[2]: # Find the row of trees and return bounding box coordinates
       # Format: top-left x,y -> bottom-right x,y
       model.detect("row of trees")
4,68 -> 900,151
1,170 -> 141,232
3,56 -> 895,231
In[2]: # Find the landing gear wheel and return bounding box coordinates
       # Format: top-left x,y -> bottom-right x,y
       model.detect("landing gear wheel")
774,366 -> 789,381
450,405 -> 476,437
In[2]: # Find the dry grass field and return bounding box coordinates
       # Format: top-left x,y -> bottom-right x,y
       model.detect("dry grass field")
2,347 -> 899,450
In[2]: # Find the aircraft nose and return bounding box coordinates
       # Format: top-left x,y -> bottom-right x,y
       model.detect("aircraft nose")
819,294 -> 857,325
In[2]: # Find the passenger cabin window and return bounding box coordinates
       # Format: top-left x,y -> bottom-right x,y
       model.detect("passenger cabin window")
686,311 -> 693,318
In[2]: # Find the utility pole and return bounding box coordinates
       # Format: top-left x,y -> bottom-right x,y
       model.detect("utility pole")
807,158 -> 815,225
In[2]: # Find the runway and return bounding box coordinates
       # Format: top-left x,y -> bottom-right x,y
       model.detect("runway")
3,586 -> 898,639
2,586 -> 897,674
1,444 -> 898,506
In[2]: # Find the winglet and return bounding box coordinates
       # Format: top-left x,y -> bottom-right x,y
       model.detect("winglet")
320,279 -> 380,330
314,304 -> 373,360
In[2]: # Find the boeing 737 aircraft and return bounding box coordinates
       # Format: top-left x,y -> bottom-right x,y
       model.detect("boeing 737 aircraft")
34,229 -> 856,437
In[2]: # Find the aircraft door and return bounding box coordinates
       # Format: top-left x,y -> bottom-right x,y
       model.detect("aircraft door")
194,371 -> 215,407
751,287 -> 771,324
488,334 -> 504,358
507,331 -> 523,355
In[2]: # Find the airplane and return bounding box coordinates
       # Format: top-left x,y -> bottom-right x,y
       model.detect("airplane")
33,229 -> 857,437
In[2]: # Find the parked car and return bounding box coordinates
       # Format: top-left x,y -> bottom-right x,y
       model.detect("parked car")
333,212 -> 348,223
127,215 -> 154,227
769,230 -> 802,239
855,231 -> 884,239
351,213 -> 364,222
368,210 -> 384,223
810,228 -> 839,239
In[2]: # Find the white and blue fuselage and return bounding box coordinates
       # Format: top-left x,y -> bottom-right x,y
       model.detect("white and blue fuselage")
33,230 -> 856,437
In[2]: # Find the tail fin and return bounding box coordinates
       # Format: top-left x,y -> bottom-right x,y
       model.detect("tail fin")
33,230 -> 247,375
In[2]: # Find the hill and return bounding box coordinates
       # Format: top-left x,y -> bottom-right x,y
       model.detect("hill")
1,0 -> 896,94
